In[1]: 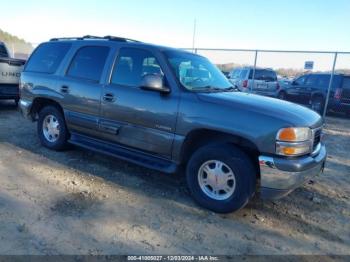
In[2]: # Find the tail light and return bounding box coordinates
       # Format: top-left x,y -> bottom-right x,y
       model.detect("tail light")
334,88 -> 342,100
242,80 -> 248,88
276,83 -> 280,90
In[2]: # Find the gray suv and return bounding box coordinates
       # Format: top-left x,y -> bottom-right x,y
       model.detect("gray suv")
229,67 -> 281,98
20,36 -> 326,213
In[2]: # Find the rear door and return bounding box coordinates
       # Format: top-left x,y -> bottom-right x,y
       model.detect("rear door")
100,47 -> 179,158
59,45 -> 111,137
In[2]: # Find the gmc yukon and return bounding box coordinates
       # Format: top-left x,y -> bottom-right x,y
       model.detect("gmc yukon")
19,36 -> 326,213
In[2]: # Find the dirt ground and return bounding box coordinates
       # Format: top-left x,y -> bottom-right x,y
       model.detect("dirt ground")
0,100 -> 349,255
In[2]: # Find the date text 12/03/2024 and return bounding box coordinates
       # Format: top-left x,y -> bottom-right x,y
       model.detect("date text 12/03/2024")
127,256 -> 220,261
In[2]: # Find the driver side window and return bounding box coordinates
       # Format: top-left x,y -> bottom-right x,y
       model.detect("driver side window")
294,75 -> 308,86
111,48 -> 163,87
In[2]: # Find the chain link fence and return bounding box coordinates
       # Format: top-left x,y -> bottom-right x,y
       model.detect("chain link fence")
5,41 -> 350,120
186,48 -> 350,121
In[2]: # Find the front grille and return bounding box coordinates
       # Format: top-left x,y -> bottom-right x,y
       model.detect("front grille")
313,129 -> 322,151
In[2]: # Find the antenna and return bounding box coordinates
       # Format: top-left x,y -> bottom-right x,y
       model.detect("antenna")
192,19 -> 197,53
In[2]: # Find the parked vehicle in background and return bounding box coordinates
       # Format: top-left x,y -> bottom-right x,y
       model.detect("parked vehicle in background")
278,75 -> 293,86
221,71 -> 230,79
228,67 -> 281,98
0,41 -> 26,105
282,73 -> 350,115
20,36 -> 326,213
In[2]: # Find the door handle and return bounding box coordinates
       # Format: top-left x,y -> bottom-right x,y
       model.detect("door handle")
60,85 -> 69,93
103,93 -> 115,102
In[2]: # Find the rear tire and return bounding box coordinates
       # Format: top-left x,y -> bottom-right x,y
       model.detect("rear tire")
186,144 -> 256,213
37,105 -> 69,151
311,96 -> 325,115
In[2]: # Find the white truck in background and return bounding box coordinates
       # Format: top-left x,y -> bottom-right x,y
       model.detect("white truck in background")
0,41 -> 26,106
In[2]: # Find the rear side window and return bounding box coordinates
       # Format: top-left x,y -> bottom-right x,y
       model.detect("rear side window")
25,42 -> 71,74
0,44 -> 9,57
67,46 -> 110,82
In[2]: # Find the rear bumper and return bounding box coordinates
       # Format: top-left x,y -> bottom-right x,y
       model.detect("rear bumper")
0,84 -> 19,99
19,99 -> 33,119
259,144 -> 327,199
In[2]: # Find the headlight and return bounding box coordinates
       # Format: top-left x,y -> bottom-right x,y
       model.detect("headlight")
276,127 -> 312,156
276,127 -> 312,142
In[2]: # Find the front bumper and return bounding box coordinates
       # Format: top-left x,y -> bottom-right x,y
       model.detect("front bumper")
259,144 -> 326,199
19,99 -> 33,120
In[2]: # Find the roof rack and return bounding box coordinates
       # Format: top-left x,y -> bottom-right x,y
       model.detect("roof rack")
50,35 -> 141,43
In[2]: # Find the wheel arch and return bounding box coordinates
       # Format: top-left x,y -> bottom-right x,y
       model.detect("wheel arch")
30,97 -> 64,120
180,128 -> 260,176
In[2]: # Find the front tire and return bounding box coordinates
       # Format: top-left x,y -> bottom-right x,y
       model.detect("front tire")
186,144 -> 256,213
37,105 -> 69,151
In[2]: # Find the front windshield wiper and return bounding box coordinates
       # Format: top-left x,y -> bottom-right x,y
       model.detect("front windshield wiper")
222,86 -> 238,92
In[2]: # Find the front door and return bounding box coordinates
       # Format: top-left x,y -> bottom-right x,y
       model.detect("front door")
100,47 -> 179,158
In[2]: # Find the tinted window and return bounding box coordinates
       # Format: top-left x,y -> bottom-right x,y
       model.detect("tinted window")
67,46 -> 109,82
240,69 -> 248,79
317,75 -> 331,87
251,69 -> 277,81
294,75 -> 307,85
25,42 -> 71,74
0,44 -> 9,57
230,69 -> 241,79
305,75 -> 318,86
111,48 -> 163,87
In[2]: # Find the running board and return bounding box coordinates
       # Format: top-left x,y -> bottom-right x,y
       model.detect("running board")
68,133 -> 177,174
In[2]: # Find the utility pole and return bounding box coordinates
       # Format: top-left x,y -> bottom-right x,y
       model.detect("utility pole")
192,19 -> 197,53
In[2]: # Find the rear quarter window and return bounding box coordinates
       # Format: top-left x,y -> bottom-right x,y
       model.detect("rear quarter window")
25,42 -> 71,74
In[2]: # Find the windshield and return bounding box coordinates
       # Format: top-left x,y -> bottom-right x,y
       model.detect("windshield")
164,50 -> 232,91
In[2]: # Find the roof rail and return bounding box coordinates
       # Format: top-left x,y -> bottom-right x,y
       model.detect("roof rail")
50,35 -> 140,43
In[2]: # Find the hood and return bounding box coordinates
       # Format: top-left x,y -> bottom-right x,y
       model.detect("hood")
196,92 -> 323,128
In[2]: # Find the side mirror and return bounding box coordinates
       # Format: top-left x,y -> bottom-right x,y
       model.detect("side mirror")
291,80 -> 297,86
140,74 -> 170,94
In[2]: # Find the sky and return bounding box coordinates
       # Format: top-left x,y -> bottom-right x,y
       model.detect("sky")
1,0 -> 350,70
